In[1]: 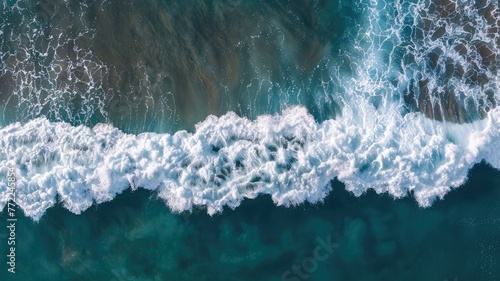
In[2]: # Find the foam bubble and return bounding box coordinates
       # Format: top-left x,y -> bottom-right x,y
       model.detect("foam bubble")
0,104 -> 498,221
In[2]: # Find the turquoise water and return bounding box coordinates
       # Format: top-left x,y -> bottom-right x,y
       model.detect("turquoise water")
1,0 -> 499,280
0,163 -> 499,281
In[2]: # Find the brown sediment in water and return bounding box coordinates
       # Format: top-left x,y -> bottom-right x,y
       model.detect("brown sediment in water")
1,0 -> 497,129
89,0 -> 339,128
407,79 -> 468,123
0,0 -> 339,130
404,0 -> 499,123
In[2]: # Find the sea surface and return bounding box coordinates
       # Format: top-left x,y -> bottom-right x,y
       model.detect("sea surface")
0,0 -> 499,280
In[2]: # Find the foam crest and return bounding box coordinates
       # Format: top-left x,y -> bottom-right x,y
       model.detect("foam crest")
1,0 -> 499,220
0,104 -> 498,220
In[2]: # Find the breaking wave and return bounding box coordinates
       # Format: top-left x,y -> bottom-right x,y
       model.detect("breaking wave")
1,0 -> 499,220
0,105 -> 498,221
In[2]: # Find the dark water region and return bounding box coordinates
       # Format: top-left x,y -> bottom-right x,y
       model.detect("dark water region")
401,0 -> 499,123
0,162 -> 498,281
2,0 -> 497,133
0,0 -> 350,132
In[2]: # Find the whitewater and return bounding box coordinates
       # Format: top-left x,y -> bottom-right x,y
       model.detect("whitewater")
0,102 -> 499,221
1,0 -> 499,221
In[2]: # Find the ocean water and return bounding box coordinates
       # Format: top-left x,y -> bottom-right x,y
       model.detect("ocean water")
0,0 -> 499,280
0,163 -> 499,281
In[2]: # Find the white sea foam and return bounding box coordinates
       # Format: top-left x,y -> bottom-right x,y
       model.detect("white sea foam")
0,104 -> 498,221
1,0 -> 499,220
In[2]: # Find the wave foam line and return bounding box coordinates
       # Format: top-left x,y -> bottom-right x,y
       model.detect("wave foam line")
0,105 -> 498,221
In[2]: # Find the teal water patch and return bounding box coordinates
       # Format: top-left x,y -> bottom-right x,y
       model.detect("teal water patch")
0,162 -> 498,281
1,2 -> 499,279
